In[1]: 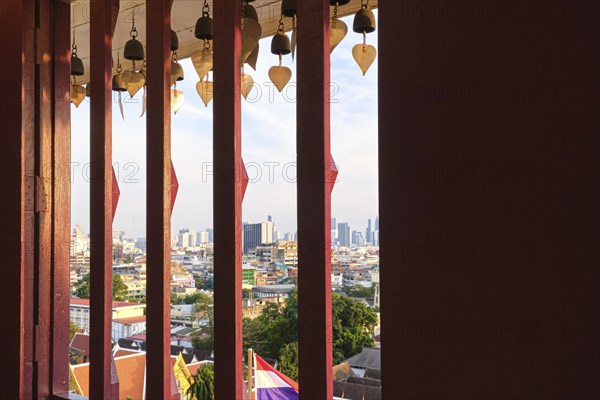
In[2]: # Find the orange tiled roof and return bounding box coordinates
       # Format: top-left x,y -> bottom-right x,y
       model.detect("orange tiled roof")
71,353 -> 146,399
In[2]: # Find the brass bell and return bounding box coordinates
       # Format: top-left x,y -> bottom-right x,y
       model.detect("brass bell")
281,0 -> 297,18
171,61 -> 184,84
112,74 -> 127,92
124,38 -> 145,61
271,32 -> 291,56
195,15 -> 213,40
330,0 -> 350,5
353,8 -> 376,33
243,3 -> 258,21
71,55 -> 84,76
171,30 -> 179,51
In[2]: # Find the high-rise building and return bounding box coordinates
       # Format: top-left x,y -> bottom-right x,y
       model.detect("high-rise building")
207,228 -> 214,243
196,231 -> 209,245
112,230 -> 125,242
331,217 -> 338,242
243,221 -> 274,254
338,223 -> 350,247
352,230 -> 365,247
177,229 -> 195,248
366,219 -> 372,244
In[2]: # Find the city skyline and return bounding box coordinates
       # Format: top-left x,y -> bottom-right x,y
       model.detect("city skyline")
71,213 -> 380,242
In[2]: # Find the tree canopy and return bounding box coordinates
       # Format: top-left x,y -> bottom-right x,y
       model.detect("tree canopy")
187,364 -> 214,400
73,273 -> 129,301
341,284 -> 375,298
243,290 -> 377,368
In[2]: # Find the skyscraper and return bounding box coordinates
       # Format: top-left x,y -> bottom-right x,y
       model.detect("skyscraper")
352,231 -> 365,247
243,221 -> 274,254
331,217 -> 338,242
366,219 -> 372,244
338,222 -> 350,247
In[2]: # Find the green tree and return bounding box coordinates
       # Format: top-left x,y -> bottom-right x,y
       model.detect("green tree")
69,321 -> 80,341
242,290 -> 377,372
187,364 -> 214,400
190,292 -> 214,350
73,273 -> 129,301
279,341 -> 299,381
194,275 -> 204,289
192,335 -> 214,350
331,293 -> 377,364
342,284 -> 375,298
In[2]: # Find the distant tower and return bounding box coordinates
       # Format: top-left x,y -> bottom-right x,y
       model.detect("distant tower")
366,219 -> 372,244
338,223 -> 350,247
331,217 -> 338,242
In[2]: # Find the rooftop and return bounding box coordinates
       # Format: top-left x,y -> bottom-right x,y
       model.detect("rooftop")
70,298 -> 145,309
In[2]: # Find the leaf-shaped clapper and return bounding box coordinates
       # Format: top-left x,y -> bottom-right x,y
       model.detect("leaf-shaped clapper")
171,89 -> 185,115
268,66 -> 292,93
246,43 -> 259,71
71,84 -> 86,108
196,80 -> 214,107
121,70 -> 146,98
352,44 -> 377,76
192,50 -> 213,81
241,73 -> 254,100
241,19 -> 262,65
330,19 -> 348,54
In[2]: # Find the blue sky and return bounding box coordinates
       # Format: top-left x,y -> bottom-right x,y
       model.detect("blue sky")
71,13 -> 378,239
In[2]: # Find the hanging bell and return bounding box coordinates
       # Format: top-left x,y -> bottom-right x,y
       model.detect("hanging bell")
271,32 -> 291,56
112,74 -> 127,92
71,55 -> 84,76
243,3 -> 258,21
171,30 -> 179,51
195,15 -> 213,40
330,0 -> 350,5
171,61 -> 184,85
124,38 -> 145,61
353,8 -> 376,33
281,0 -> 297,18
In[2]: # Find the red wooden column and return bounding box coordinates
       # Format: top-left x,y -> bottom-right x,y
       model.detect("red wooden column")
213,0 -> 244,398
146,0 -> 173,398
36,0 -> 55,396
89,0 -> 116,398
296,1 -> 333,398
51,0 -> 72,394
0,0 -> 30,397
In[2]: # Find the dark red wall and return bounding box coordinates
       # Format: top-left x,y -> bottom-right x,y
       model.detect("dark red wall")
379,1 -> 600,398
